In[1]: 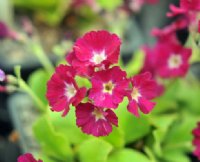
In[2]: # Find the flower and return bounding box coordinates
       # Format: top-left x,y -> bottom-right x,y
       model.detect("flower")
192,122 -> 200,160
151,18 -> 188,43
88,66 -> 129,108
127,72 -> 158,117
0,69 -> 5,82
156,42 -> 191,78
76,102 -> 118,136
17,153 -> 42,162
198,21 -> 200,33
67,30 -> 121,77
180,0 -> 200,11
140,46 -> 165,96
46,65 -> 87,116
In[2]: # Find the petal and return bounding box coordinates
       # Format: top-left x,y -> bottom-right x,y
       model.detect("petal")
127,100 -> 140,117
17,153 -> 42,162
138,97 -> 156,114
72,87 -> 87,106
105,109 -> 118,126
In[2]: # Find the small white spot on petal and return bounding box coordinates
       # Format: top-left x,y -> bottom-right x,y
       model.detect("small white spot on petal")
64,83 -> 77,100
92,108 -> 106,121
91,50 -> 107,65
103,81 -> 115,95
168,54 -> 182,69
131,87 -> 141,102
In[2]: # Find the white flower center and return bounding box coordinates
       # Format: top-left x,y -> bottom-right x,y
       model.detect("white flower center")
168,54 -> 182,69
64,83 -> 77,100
103,81 -> 115,94
92,109 -> 105,121
91,50 -> 106,65
131,87 -> 141,102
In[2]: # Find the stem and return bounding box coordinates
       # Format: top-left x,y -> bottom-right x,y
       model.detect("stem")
19,78 -> 46,112
31,40 -> 54,75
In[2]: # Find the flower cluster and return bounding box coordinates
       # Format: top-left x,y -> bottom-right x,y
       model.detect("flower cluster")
18,153 -> 42,162
140,0 -> 193,95
192,122 -> 200,160
46,30 -> 159,136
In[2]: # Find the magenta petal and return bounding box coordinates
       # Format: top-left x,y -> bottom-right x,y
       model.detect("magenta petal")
17,153 -> 42,162
138,97 -> 156,114
127,100 -> 139,117
72,87 -> 87,106
105,109 -> 118,126
76,103 -> 117,136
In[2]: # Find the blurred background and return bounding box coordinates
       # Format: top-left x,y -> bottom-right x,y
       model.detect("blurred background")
2,0 -> 198,162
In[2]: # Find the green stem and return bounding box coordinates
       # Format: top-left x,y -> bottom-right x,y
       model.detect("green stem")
31,40 -> 54,75
19,78 -> 46,113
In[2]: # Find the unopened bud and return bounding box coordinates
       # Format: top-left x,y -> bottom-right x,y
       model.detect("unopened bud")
6,85 -> 17,93
6,75 -> 18,84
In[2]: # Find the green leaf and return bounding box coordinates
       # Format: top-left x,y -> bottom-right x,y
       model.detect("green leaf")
49,107 -> 88,145
123,50 -> 145,77
28,69 -> 50,105
101,127 -> 125,148
14,65 -> 21,80
116,98 -> 151,144
78,138 -> 113,162
108,149 -> 151,162
33,115 -> 73,161
163,150 -> 190,162
176,79 -> 200,114
163,114 -> 199,152
150,115 -> 177,157
152,80 -> 180,114
97,0 -> 123,11
75,76 -> 91,89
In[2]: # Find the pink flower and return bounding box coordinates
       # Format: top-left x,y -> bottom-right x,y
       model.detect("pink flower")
67,30 -> 121,77
127,72 -> 158,117
140,46 -> 165,96
151,18 -> 188,43
198,21 -> 200,33
17,153 -> 42,162
76,102 -> 118,136
192,122 -> 200,160
156,42 -> 191,78
0,69 -> 5,82
180,0 -> 200,11
46,65 -> 87,116
88,66 -> 129,108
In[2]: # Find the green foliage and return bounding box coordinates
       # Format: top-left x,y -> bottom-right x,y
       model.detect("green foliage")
101,127 -> 125,148
163,114 -> 199,152
176,78 -> 200,114
49,107 -> 88,145
33,115 -> 73,161
28,69 -> 50,105
78,138 -> 113,162
13,0 -> 71,26
116,98 -> 151,144
150,114 -> 178,157
75,76 -> 91,89
108,149 -> 151,162
97,0 -> 123,11
162,150 -> 190,162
